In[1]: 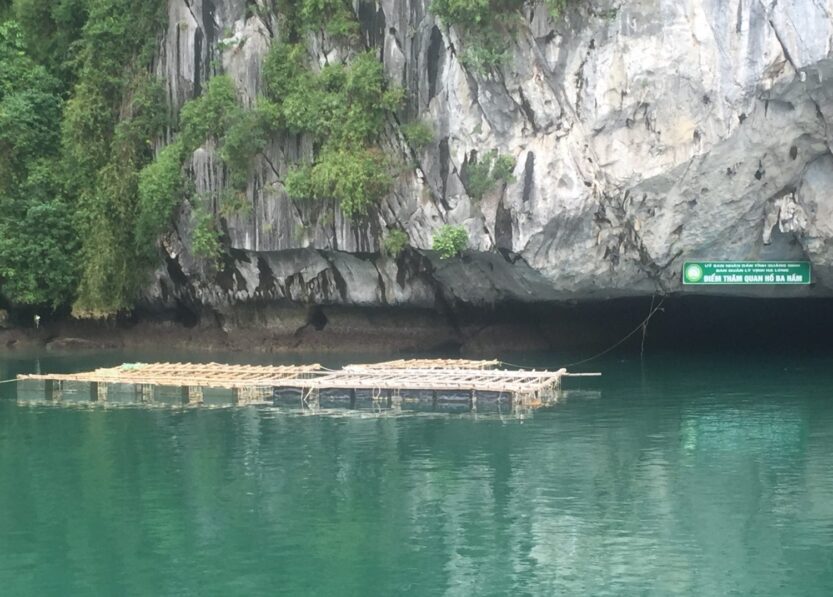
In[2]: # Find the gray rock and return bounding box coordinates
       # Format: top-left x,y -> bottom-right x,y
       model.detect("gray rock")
143,0 -> 833,318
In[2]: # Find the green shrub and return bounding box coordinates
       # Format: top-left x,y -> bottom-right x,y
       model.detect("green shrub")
0,19 -> 65,252
220,109 -> 269,190
464,149 -> 515,199
298,0 -> 359,39
73,225 -> 135,317
545,0 -> 569,17
430,0 -> 577,75
57,0 -> 168,315
8,0 -> 88,85
191,206 -> 222,265
430,1 -> 515,74
179,75 -> 276,192
430,0 -> 498,28
283,164 -> 315,201
460,40 -> 509,74
432,224 -> 468,259
268,44 -> 402,217
218,189 -> 252,218
262,42 -> 307,99
272,49 -> 402,147
460,45 -> 504,74
401,120 -> 434,149
0,161 -> 79,307
69,77 -> 167,315
134,139 -> 185,261
280,76 -> 329,135
286,148 -> 391,218
492,153 -> 516,180
383,229 -> 409,258
179,75 -> 240,153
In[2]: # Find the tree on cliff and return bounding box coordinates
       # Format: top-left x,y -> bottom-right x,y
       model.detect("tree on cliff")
0,21 -> 78,308
0,1 -> 166,315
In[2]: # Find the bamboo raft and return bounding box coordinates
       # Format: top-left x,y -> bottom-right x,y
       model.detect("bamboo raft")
344,359 -> 500,371
16,359 -> 598,414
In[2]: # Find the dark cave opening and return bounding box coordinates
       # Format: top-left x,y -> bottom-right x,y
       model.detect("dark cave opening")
307,306 -> 328,331
478,295 -> 833,355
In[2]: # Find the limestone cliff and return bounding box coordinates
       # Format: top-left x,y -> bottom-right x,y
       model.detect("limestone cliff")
143,0 -> 833,322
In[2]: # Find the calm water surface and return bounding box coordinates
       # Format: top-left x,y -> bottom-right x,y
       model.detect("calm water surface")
1,351 -> 832,595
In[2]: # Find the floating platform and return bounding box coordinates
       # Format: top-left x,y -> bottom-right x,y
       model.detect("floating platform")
344,358 -> 500,371
16,359 -> 597,415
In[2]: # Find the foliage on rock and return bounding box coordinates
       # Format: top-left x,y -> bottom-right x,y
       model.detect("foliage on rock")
191,206 -> 222,266
0,20 -> 78,308
59,0 -> 168,316
433,225 -> 469,259
401,121 -> 435,150
0,0 -> 413,314
266,46 -> 403,217
286,148 -> 392,218
383,229 -> 409,258
135,140 -> 186,262
431,1 -> 571,74
464,149 -> 516,200
1,0 -> 167,316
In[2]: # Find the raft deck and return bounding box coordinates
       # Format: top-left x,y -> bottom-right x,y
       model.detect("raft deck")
20,362 -> 324,387
344,358 -> 500,371
17,360 -> 595,414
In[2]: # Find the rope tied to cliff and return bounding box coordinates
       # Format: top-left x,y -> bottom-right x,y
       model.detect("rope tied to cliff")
564,295 -> 665,367
499,295 -> 666,370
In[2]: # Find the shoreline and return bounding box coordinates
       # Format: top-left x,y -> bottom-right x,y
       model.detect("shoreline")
0,310 -> 590,356
4,295 -> 833,356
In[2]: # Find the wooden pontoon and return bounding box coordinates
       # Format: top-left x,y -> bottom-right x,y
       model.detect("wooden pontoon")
20,362 -> 324,388
298,368 -> 564,393
16,359 -> 596,414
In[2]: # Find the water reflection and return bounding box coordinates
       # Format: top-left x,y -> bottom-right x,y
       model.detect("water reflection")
0,353 -> 832,595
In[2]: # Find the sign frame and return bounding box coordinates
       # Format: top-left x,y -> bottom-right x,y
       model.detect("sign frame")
682,261 -> 811,285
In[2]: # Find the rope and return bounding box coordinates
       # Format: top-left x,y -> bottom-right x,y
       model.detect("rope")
498,360 -> 536,370
500,296 -> 666,370
563,296 -> 665,368
0,378 -> 19,384
641,294 -> 656,360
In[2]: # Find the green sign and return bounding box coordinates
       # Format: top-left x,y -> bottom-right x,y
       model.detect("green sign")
682,261 -> 811,285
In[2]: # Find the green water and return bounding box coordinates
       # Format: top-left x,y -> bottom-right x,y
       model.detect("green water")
1,351 -> 832,596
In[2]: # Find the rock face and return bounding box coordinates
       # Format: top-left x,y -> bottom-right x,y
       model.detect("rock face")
144,0 -> 833,320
